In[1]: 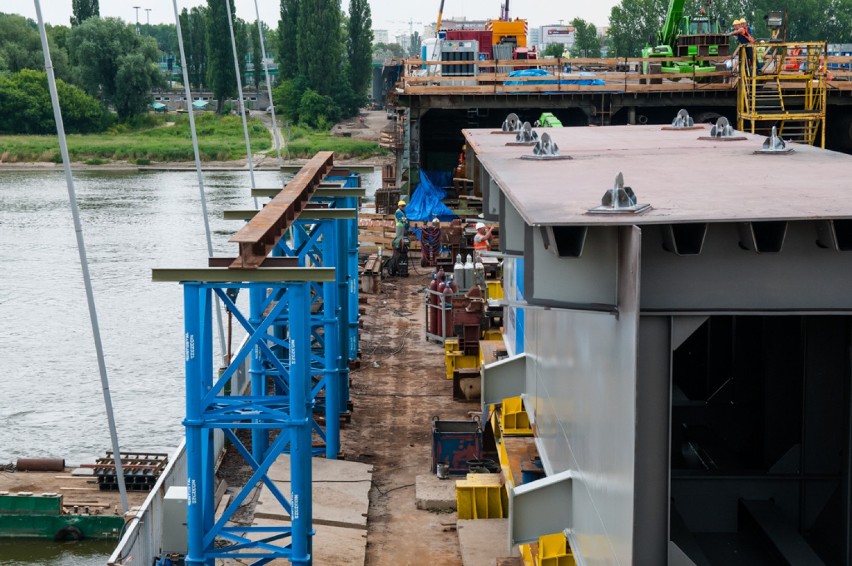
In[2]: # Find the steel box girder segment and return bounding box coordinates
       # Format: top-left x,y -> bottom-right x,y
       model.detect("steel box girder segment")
182,280 -> 314,565
229,151 -> 334,269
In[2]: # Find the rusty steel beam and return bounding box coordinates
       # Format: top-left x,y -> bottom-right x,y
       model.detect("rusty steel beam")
229,151 -> 334,268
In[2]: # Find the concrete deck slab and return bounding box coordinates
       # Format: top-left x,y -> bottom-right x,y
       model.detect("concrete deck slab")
232,517 -> 367,566
255,455 -> 372,529
415,473 -> 457,511
457,519 -> 519,566
267,454 -> 373,483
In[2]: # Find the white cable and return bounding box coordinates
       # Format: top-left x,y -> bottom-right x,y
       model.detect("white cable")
33,0 -> 129,513
254,0 -> 283,165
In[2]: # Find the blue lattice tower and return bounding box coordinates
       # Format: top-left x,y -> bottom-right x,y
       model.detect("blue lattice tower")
178,277 -> 326,565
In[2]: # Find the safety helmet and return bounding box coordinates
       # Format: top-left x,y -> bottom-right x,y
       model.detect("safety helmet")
475,222 -> 486,230
398,200 -> 406,206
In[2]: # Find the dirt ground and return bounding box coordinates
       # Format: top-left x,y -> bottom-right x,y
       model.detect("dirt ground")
345,271 -> 472,566
329,110 -> 393,142
215,270 -> 473,565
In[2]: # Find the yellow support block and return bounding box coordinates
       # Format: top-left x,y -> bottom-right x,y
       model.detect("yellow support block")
482,329 -> 503,341
501,396 -> 533,436
520,543 -> 535,566
444,338 -> 459,354
536,533 -> 575,566
486,280 -> 504,300
446,351 -> 479,379
456,473 -> 509,520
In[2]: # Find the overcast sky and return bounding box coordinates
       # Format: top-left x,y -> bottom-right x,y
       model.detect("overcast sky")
12,1 -> 618,39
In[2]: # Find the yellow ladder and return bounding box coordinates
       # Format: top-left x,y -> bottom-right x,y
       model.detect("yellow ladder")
737,42 -> 827,147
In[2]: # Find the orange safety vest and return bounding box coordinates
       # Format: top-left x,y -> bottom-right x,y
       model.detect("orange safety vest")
473,234 -> 490,252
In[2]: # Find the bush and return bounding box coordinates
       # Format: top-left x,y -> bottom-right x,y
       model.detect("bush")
0,70 -> 112,135
271,76 -> 307,124
297,89 -> 340,129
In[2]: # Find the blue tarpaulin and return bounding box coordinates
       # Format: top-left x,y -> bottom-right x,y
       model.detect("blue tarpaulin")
404,171 -> 456,222
504,68 -> 605,86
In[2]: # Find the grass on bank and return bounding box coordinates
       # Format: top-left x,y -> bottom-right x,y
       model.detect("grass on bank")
285,125 -> 386,160
0,113 -> 389,164
0,113 -> 270,163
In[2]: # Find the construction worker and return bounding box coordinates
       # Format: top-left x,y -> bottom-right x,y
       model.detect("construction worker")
729,18 -> 756,73
393,200 -> 410,250
473,222 -> 492,254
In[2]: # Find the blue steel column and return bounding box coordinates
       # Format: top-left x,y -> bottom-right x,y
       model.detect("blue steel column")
184,283 -> 209,566
322,222 -> 340,459
250,285 -> 269,461
336,215 -> 352,416
289,282 -> 313,565
343,182 -> 360,362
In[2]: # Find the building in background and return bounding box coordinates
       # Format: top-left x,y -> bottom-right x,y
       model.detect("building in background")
529,27 -> 541,49
395,33 -> 412,54
539,24 -> 575,52
374,29 -> 389,44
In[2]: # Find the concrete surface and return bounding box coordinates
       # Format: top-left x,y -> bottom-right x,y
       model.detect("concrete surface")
267,455 -> 373,483
415,473 -> 458,511
457,519 -> 519,566
255,455 -> 372,530
246,517 -> 368,566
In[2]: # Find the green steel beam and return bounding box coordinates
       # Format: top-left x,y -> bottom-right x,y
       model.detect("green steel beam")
224,208 -> 357,221
152,267 -> 335,283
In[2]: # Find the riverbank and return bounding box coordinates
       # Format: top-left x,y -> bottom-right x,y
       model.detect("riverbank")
0,111 -> 390,168
0,156 -> 390,172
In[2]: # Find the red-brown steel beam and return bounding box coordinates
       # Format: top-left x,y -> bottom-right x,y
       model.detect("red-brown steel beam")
228,151 -> 334,268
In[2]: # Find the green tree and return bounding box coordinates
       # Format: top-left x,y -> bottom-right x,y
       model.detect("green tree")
114,52 -> 163,120
347,0 -> 373,98
607,0 -> 668,57
272,75 -> 307,122
206,0 -> 238,112
298,87 -> 340,128
297,0 -> 342,96
234,18 -> 250,87
71,0 -> 99,26
570,18 -> 602,57
0,69 -> 111,134
251,21 -> 264,89
372,41 -> 405,60
180,7 -> 209,90
409,31 -> 422,57
68,17 -> 162,120
144,23 -> 178,55
543,42 -> 566,58
278,0 -> 300,79
0,14 -> 47,73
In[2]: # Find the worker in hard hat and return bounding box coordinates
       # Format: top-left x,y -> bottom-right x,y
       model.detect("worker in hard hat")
393,200 -> 410,250
472,222 -> 492,254
728,18 -> 756,73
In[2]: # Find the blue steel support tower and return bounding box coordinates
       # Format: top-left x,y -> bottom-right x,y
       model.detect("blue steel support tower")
154,152 -> 363,564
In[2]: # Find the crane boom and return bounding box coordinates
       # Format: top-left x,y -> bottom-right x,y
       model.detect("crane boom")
658,0 -> 685,47
436,0 -> 445,34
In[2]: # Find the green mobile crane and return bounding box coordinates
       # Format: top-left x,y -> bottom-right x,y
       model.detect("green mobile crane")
642,0 -> 727,77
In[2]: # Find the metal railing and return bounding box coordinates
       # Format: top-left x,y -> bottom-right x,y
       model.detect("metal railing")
394,53 -> 852,96
108,337 -> 252,565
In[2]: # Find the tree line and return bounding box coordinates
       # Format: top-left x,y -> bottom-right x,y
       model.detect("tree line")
0,0 -> 374,134
607,0 -> 852,57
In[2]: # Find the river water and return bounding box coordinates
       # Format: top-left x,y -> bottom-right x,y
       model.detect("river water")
0,167 -> 377,565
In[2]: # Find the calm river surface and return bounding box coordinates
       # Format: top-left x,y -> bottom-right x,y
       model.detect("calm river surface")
0,167 -> 377,565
